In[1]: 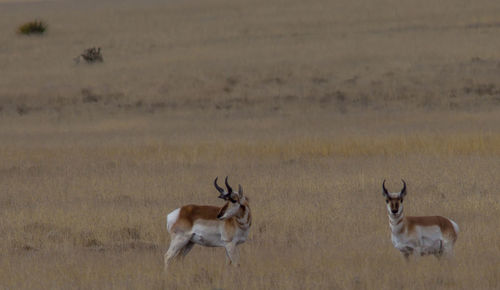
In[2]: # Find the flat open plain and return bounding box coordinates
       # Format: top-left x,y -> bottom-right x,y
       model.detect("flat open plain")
0,0 -> 499,289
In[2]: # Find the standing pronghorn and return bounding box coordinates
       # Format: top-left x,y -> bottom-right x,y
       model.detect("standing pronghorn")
164,177 -> 251,271
382,180 -> 459,259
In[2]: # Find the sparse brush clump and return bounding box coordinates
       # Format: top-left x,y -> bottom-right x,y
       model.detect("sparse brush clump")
18,20 -> 47,35
75,47 -> 104,64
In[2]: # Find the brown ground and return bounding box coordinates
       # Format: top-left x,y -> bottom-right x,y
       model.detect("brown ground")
0,0 -> 499,289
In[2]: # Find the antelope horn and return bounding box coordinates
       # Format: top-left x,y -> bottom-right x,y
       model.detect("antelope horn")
400,179 -> 407,195
214,177 -> 226,195
225,176 -> 233,193
382,180 -> 389,197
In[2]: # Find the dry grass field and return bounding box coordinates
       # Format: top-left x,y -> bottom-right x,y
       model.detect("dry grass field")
1,0 -> 500,289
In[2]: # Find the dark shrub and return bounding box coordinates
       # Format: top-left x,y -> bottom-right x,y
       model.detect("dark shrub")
18,20 -> 47,35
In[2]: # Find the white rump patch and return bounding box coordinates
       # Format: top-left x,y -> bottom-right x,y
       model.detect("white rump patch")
450,219 -> 459,234
166,208 -> 180,233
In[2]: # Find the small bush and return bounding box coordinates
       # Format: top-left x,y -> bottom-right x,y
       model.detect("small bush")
75,47 -> 103,64
18,20 -> 47,35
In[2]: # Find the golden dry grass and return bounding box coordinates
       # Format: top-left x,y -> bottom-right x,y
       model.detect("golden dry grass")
1,0 -> 500,289
0,111 -> 499,289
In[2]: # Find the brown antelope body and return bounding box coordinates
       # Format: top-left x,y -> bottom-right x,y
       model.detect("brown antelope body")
164,177 -> 251,271
382,180 -> 459,259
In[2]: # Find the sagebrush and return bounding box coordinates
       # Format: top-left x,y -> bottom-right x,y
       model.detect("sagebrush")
17,20 -> 47,35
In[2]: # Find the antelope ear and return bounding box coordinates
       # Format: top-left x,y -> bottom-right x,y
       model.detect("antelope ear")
238,184 -> 243,199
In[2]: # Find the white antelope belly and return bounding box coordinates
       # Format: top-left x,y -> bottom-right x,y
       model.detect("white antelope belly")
190,223 -> 225,247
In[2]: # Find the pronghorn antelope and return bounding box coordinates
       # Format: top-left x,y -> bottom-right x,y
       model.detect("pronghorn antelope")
382,180 -> 459,260
164,177 -> 251,271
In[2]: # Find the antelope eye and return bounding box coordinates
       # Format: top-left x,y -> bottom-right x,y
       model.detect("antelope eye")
385,199 -> 389,203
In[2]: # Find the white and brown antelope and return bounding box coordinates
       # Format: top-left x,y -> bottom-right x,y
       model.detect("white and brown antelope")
382,180 -> 459,260
164,177 -> 251,271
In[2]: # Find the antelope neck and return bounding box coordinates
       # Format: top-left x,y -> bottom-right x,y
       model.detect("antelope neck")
236,205 -> 251,230
389,211 -> 404,233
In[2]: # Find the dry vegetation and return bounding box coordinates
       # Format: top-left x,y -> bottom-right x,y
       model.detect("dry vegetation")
0,0 -> 500,289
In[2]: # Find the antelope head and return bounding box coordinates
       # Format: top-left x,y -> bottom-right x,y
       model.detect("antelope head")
214,177 -> 246,220
382,180 -> 407,217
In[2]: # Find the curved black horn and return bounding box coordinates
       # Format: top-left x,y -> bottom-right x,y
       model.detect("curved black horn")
214,177 -> 225,194
400,179 -> 407,195
225,176 -> 233,193
382,180 -> 389,197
